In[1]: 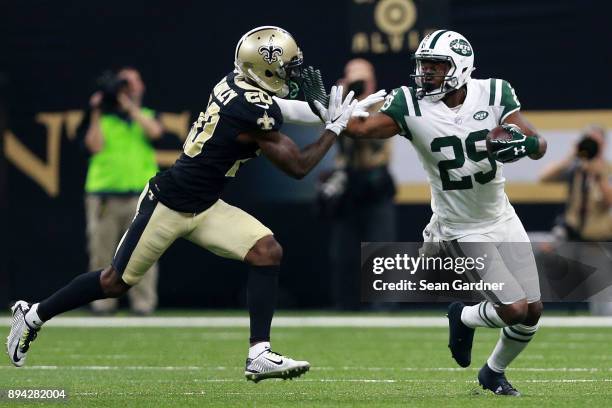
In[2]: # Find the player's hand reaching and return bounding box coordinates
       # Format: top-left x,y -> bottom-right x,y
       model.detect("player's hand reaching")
352,90 -> 387,118
314,86 -> 357,136
301,66 -> 329,120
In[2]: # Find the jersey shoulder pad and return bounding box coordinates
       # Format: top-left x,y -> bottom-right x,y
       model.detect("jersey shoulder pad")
224,73 -> 284,132
379,87 -> 420,138
487,78 -> 521,123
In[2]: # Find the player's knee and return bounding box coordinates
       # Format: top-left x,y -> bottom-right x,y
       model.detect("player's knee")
246,235 -> 283,266
100,266 -> 130,298
499,300 -> 528,325
524,301 -> 543,325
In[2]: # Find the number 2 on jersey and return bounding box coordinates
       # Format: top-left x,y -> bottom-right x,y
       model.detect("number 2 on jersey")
430,130 -> 497,191
183,99 -> 220,158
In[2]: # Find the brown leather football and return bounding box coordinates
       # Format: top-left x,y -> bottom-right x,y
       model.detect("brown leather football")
486,126 -> 512,154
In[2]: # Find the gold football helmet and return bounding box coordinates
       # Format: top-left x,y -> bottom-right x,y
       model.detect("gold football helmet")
234,26 -> 303,97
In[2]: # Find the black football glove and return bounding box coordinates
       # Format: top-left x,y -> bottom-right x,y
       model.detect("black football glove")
489,124 -> 540,163
301,66 -> 329,120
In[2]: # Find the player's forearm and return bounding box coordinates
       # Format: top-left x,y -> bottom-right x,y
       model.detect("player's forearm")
346,117 -> 388,139
293,130 -> 337,178
528,134 -> 547,160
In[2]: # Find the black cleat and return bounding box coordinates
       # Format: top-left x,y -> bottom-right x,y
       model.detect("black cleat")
447,301 -> 475,367
478,363 -> 521,396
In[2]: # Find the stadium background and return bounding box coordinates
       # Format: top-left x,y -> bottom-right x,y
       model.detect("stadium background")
1,0 -> 611,309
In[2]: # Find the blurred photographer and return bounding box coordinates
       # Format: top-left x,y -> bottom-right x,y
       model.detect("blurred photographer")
539,125 -> 612,314
540,125 -> 612,240
322,59 -> 396,310
83,67 -> 162,315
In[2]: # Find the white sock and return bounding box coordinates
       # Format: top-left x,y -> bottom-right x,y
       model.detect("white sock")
248,341 -> 270,359
461,301 -> 506,328
487,323 -> 538,373
25,303 -> 44,328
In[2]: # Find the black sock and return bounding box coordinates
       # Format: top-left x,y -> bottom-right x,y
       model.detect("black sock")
247,265 -> 280,344
37,270 -> 105,321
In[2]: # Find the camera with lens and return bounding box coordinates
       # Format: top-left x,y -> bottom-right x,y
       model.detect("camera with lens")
576,135 -> 600,160
95,71 -> 128,112
346,80 -> 365,99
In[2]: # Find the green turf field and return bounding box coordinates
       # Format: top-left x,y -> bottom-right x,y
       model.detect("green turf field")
1,324 -> 610,407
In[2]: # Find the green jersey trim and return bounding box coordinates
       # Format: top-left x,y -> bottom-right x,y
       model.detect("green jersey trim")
405,87 -> 422,117
379,87 -> 412,139
500,80 -> 521,120
488,78 -> 521,123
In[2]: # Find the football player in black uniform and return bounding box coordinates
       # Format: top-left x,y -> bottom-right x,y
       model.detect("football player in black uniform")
6,26 -> 383,382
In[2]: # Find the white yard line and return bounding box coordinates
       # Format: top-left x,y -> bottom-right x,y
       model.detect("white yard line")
66,378 -> 611,388
1,365 -> 610,373
2,316 -> 612,327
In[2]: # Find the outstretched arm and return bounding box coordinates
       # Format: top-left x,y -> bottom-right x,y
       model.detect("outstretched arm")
252,85 -> 357,179
273,98 -> 321,125
273,89 -> 387,126
345,113 -> 400,139
251,129 -> 337,179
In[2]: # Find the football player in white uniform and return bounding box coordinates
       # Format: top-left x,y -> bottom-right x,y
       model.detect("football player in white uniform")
346,30 -> 547,396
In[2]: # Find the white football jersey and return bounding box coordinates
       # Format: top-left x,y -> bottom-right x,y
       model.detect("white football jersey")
380,78 -> 522,236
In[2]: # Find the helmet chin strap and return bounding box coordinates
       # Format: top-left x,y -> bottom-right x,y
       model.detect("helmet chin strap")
422,91 -> 446,102
418,76 -> 465,101
417,82 -> 450,101
276,84 -> 289,98
246,68 -> 272,91
245,67 -> 283,96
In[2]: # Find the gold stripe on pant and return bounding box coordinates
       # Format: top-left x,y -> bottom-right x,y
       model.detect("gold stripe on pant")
117,193 -> 273,287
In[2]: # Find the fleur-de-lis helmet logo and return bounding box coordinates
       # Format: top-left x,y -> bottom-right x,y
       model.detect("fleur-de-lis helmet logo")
258,44 -> 284,64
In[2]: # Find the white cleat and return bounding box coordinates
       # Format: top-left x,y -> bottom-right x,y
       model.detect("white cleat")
6,301 -> 40,367
244,349 -> 310,383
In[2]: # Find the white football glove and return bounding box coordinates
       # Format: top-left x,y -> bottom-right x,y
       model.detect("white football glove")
352,89 -> 387,118
314,85 -> 357,136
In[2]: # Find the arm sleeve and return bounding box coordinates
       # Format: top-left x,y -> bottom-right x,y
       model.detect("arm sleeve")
272,97 -> 322,126
378,87 -> 411,138
489,79 -> 522,124
488,79 -> 521,124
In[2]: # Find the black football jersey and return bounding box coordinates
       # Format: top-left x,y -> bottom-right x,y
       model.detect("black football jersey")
150,71 -> 284,213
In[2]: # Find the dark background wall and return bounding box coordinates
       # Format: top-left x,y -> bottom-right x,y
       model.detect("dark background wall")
1,0 -> 609,308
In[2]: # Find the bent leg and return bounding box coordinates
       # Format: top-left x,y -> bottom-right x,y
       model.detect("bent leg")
185,200 -> 278,345
33,267 -> 128,324
486,300 -> 542,373
31,187 -> 183,325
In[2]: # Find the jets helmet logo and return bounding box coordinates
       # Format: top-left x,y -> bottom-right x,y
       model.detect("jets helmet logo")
449,39 -> 472,56
257,111 -> 275,130
258,44 -> 283,64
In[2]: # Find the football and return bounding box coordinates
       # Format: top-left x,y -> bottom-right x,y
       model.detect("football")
485,125 -> 513,154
